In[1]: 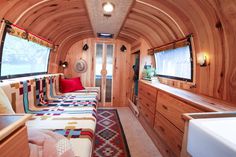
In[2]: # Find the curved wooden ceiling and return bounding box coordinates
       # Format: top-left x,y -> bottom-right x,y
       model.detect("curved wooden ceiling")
0,0 -> 234,61
1,0 -> 236,103
0,0 -> 93,47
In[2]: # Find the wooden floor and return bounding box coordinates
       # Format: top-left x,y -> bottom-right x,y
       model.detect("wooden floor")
116,107 -> 162,157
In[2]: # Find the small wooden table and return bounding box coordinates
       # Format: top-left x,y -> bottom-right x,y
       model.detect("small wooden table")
0,114 -> 32,157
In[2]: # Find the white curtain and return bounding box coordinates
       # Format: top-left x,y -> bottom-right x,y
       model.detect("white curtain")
155,45 -> 192,80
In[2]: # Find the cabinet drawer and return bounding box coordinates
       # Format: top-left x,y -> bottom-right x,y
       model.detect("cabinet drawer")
154,113 -> 183,157
157,92 -> 202,132
139,93 -> 156,115
0,126 -> 30,157
138,103 -> 155,127
139,82 -> 157,103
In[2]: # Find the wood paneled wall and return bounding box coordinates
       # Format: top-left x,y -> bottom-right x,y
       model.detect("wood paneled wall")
62,38 -> 131,107
63,38 -> 95,87
123,1 -> 236,105
133,33 -> 236,104
1,0 -> 236,104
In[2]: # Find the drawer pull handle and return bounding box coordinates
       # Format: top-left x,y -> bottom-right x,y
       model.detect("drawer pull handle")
162,105 -> 168,110
146,103 -> 150,107
159,126 -> 165,132
147,92 -> 151,96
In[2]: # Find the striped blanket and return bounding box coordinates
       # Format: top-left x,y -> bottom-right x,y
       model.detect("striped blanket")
0,73 -> 99,157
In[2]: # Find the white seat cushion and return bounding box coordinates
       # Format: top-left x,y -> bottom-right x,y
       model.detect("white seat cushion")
0,87 -> 15,114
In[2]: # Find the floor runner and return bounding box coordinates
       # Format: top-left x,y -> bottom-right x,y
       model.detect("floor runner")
93,109 -> 131,157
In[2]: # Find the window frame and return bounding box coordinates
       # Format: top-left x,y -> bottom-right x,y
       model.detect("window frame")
154,38 -> 194,82
0,27 -> 51,80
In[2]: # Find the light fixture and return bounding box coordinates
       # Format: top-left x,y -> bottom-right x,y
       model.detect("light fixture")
82,44 -> 89,51
102,2 -> 114,13
59,61 -> 68,68
197,53 -> 208,67
53,45 -> 59,52
120,45 -> 127,52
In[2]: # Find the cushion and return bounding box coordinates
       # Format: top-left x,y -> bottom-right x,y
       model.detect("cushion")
0,87 -> 15,114
70,77 -> 85,90
60,77 -> 84,93
60,78 -> 77,93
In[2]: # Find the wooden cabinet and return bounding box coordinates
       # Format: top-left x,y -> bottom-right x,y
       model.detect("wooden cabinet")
138,82 -> 157,127
138,80 -> 236,157
139,82 -> 157,103
0,114 -> 32,157
138,81 -> 204,157
139,93 -> 156,115
157,92 -> 202,132
138,103 -> 155,127
154,113 -> 183,156
0,126 -> 29,157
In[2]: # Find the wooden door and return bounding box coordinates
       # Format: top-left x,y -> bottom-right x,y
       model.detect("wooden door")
95,43 -> 114,106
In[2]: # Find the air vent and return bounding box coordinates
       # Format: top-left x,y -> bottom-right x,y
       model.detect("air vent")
97,33 -> 113,39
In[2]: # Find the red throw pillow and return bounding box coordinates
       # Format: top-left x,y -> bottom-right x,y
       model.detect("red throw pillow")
60,78 -> 77,93
70,77 -> 85,90
59,77 -> 85,93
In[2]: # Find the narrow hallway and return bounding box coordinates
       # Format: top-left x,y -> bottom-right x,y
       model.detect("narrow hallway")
117,107 -> 162,157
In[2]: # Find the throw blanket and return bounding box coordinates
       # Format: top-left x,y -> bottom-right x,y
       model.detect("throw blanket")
28,129 -> 75,157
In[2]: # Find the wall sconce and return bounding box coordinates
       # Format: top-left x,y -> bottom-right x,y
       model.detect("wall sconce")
120,45 -> 127,52
82,44 -> 89,51
53,45 -> 59,52
59,61 -> 68,68
197,53 -> 208,67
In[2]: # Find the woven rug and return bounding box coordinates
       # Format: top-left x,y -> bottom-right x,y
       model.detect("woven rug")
93,109 -> 131,157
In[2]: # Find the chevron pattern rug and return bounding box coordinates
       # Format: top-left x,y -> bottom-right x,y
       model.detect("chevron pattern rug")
93,109 -> 130,157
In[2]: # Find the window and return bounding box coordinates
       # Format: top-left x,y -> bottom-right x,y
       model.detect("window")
154,45 -> 193,82
0,33 -> 50,78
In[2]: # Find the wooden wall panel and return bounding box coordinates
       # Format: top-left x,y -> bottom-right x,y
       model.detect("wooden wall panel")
63,38 -> 95,87
63,38 -> 131,107
0,0 -> 236,104
112,40 -> 131,107
121,0 -> 236,105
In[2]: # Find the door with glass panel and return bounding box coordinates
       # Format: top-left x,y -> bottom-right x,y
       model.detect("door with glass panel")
95,43 -> 114,106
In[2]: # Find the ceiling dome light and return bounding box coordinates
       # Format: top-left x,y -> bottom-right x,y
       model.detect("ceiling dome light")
103,2 -> 114,13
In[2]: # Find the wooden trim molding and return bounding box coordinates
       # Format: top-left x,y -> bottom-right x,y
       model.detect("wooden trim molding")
148,34 -> 193,55
0,114 -> 32,141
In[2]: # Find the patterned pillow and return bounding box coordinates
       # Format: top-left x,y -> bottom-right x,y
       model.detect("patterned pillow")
0,87 -> 15,114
